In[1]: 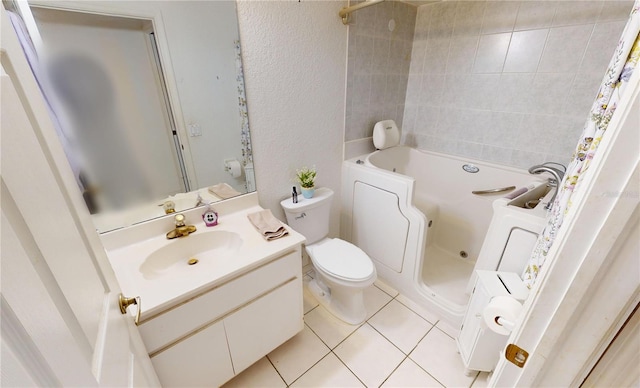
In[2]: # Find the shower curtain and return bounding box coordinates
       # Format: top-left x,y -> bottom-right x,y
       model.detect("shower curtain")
7,10 -> 82,188
523,2 -> 640,288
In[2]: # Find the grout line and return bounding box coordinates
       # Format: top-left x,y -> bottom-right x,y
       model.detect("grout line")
330,349 -> 368,387
265,355 -> 288,387
367,321 -> 413,357
379,354 -> 410,387
286,351 -> 333,387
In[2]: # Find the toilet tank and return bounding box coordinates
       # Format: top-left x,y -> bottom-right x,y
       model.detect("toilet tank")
280,188 -> 333,244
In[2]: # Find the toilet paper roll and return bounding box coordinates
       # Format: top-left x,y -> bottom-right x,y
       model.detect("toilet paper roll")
483,296 -> 523,335
226,160 -> 242,178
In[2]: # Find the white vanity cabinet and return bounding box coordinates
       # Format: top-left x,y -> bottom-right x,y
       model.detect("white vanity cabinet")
456,271 -> 528,375
138,248 -> 303,387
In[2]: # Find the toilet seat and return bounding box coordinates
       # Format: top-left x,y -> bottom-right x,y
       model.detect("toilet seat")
308,239 -> 375,281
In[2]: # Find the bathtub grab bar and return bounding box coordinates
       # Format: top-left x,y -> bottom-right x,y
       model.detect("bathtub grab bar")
472,186 -> 516,195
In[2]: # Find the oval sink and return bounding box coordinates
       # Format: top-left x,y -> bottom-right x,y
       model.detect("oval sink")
140,231 -> 243,280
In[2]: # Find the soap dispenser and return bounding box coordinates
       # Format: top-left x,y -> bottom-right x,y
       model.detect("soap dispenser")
202,204 -> 219,227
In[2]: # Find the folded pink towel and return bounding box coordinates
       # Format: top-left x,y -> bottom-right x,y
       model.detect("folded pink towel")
208,183 -> 242,199
247,209 -> 289,241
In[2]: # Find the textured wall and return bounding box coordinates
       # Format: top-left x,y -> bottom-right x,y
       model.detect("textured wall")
344,0 -> 417,159
236,0 -> 347,236
402,1 -> 633,169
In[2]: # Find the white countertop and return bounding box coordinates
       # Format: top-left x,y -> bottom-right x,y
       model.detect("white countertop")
103,196 -> 305,320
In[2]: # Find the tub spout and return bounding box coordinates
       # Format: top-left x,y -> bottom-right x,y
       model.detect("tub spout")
528,163 -> 565,211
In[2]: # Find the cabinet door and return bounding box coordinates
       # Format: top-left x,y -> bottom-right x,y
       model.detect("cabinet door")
151,320 -> 234,387
225,278 -> 303,372
457,285 -> 489,362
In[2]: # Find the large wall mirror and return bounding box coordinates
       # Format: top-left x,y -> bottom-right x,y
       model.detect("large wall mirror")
11,1 -> 255,232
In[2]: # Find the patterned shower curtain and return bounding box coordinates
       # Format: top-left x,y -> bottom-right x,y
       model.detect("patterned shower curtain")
523,3 -> 640,288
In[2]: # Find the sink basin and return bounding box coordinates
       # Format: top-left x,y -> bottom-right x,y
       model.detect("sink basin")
140,231 -> 243,280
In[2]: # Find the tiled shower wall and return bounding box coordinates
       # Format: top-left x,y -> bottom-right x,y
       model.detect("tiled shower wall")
401,1 -> 633,168
344,0 -> 417,159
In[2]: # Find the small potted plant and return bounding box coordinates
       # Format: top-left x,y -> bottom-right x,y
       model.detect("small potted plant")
296,166 -> 316,199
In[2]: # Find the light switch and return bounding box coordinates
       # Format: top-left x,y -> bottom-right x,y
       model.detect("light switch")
188,123 -> 202,137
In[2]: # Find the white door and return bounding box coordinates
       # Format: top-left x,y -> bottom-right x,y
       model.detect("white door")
1,6 -> 160,387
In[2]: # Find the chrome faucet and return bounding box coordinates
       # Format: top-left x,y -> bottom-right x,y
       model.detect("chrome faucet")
528,162 -> 566,211
166,214 -> 197,239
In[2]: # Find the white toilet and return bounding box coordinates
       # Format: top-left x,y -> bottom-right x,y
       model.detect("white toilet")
281,188 -> 376,325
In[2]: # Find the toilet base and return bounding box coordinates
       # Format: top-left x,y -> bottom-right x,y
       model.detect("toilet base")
307,276 -> 368,325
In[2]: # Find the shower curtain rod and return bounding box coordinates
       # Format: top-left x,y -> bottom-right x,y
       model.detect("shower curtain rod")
338,0 -> 385,25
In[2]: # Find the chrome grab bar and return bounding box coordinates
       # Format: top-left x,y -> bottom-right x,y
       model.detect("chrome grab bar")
472,186 -> 516,195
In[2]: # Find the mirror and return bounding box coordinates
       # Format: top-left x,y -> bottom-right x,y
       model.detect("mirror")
21,1 -> 255,232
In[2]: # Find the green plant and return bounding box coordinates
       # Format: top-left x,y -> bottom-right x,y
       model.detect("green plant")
296,167 -> 316,189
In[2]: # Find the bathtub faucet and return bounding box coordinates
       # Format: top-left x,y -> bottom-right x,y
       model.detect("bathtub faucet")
528,162 -> 566,211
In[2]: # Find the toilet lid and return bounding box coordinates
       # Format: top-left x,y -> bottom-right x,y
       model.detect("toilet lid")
312,239 -> 374,280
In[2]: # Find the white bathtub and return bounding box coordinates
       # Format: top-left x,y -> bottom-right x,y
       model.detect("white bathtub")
341,146 -> 549,326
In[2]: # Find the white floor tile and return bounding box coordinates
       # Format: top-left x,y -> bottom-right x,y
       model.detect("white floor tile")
268,325 -> 330,384
395,294 -> 440,325
410,328 -> 478,388
222,357 -> 285,388
382,358 -> 443,388
374,279 -> 399,297
436,319 -> 461,339
472,371 -> 491,387
369,300 -> 434,354
291,353 -> 364,388
363,284 -> 393,320
334,324 -> 405,387
303,286 -> 319,315
304,305 -> 360,349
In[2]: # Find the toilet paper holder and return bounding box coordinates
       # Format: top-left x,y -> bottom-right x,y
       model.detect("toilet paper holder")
224,159 -> 242,178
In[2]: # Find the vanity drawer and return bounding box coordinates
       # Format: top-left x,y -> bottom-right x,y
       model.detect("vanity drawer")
139,249 -> 301,353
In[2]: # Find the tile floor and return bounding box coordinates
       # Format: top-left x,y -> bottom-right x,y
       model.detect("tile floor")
223,270 -> 490,388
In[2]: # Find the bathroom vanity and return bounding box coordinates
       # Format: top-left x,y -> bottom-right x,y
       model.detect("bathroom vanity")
101,193 -> 306,387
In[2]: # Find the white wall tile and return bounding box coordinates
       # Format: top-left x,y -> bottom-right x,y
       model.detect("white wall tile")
503,29 -> 548,73
483,112 -> 523,147
510,148 -> 546,169
580,21 -> 627,74
538,24 -> 594,73
465,74 -> 500,109
481,1 -> 519,34
409,40 -> 427,74
563,72 -> 602,118
447,35 -> 480,74
598,1 -> 635,22
423,38 -> 451,74
428,2 -> 457,39
420,75 -> 446,106
415,105 -> 441,136
514,1 -> 556,31
473,33 -> 511,73
552,1 -> 603,27
529,73 -> 573,114
353,0 -> 623,170
373,38 -> 391,74
481,144 -> 513,164
453,1 -> 486,37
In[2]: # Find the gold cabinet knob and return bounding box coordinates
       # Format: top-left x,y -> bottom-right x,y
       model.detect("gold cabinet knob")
118,294 -> 141,326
